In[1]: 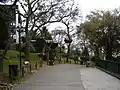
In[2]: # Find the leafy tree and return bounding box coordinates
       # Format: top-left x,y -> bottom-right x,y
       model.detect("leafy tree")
0,5 -> 17,72
77,9 -> 120,60
69,47 -> 81,60
81,47 -> 89,57
52,27 -> 66,63
0,17 -> 8,50
34,38 -> 45,53
34,26 -> 52,40
55,46 -> 65,59
32,26 -> 52,52
55,46 -> 65,54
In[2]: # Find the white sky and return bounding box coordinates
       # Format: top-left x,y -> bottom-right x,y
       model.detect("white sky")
49,0 -> 120,32
75,0 -> 120,17
2,0 -> 119,34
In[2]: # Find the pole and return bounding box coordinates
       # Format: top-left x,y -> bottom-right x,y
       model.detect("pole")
59,33 -> 63,64
18,27 -> 22,76
59,41 -> 62,64
0,56 -> 3,72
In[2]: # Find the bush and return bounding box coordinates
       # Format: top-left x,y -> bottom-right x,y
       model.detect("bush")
80,56 -> 89,61
91,56 -> 100,61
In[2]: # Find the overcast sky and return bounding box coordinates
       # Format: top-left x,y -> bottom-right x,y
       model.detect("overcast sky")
49,0 -> 120,31
75,0 -> 120,17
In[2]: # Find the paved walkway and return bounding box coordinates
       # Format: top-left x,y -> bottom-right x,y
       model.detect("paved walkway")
81,67 -> 120,90
14,64 -> 120,90
14,64 -> 85,90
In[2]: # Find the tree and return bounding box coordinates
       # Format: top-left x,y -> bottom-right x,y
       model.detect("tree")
17,0 -> 81,61
52,27 -> 66,63
33,26 -> 59,63
0,5 -> 17,72
54,46 -> 65,60
34,26 -> 52,53
60,4 -> 81,62
77,9 -> 120,60
69,46 -> 81,59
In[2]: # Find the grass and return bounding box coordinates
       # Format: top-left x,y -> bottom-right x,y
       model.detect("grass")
30,53 -> 43,69
1,50 -> 47,84
3,50 -> 80,74
4,50 -> 20,73
3,50 -> 43,74
2,50 -> 82,84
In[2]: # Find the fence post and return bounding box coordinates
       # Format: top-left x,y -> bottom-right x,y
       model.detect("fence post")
29,64 -> 31,73
117,63 -> 119,73
70,60 -> 71,64
105,61 -> 108,70
22,66 -> 24,77
35,62 -> 37,70
39,60 -> 43,67
64,59 -> 65,64
9,65 -> 12,83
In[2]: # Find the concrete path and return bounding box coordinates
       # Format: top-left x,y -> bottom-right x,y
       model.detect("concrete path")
14,64 -> 85,90
14,64 -> 120,90
80,67 -> 120,90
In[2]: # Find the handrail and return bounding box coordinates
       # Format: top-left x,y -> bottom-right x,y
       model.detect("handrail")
95,59 -> 120,74
96,59 -> 120,64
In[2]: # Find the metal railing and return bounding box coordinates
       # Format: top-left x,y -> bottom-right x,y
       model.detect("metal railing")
95,60 -> 120,74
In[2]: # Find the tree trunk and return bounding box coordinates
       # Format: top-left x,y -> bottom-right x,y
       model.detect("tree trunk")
25,18 -> 30,61
105,26 -> 113,60
59,42 -> 62,64
95,46 -> 99,58
25,42 -> 30,61
46,46 -> 50,65
0,59 -> 3,72
66,43 -> 71,63
46,51 -> 49,65
106,42 -> 112,60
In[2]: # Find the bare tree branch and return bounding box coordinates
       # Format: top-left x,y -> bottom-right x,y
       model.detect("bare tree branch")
17,12 -> 27,18
19,1 -> 27,14
11,0 -> 19,7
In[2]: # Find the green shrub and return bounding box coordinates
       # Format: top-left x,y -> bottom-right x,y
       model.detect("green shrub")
80,56 -> 89,61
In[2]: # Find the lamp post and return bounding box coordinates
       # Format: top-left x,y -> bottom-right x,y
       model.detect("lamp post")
45,40 -> 52,65
17,25 -> 23,76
